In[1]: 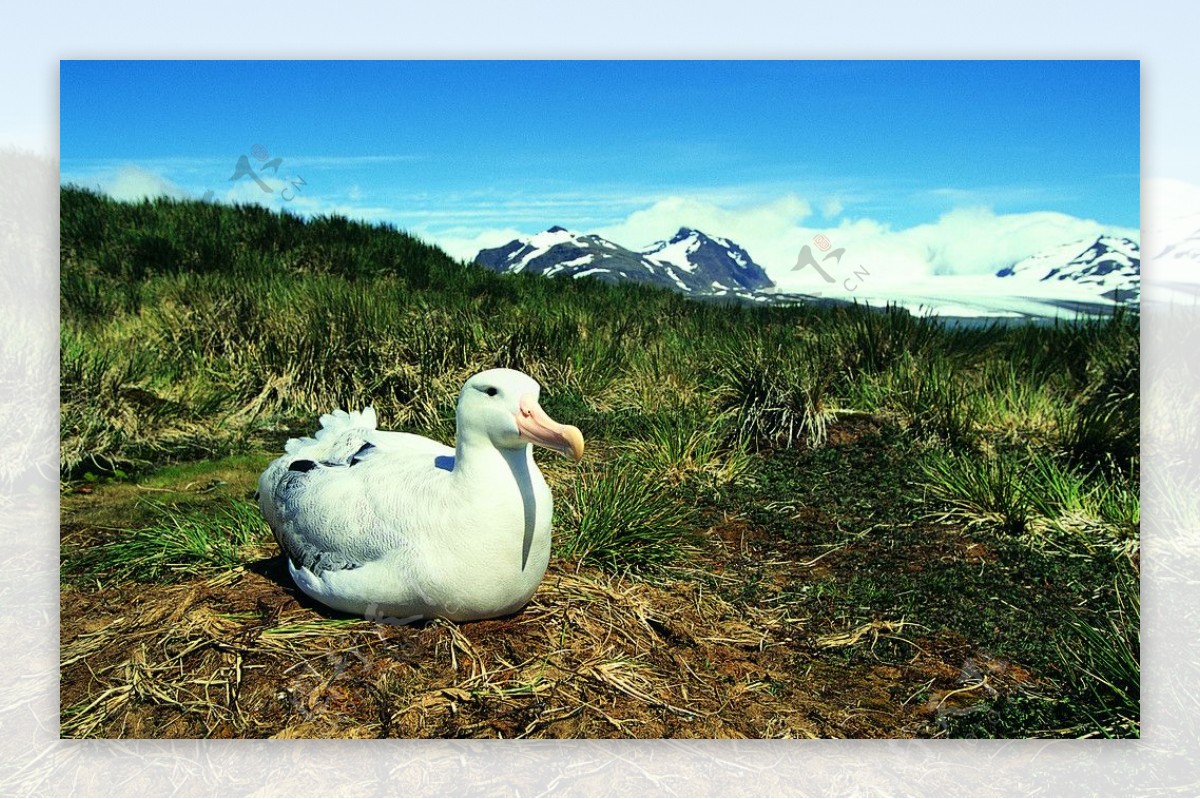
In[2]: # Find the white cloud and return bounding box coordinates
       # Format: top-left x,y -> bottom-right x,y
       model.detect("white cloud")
422,226 -> 530,262
769,207 -> 1141,290
864,206 -> 1140,281
420,195 -> 1139,288
594,194 -> 815,267
71,164 -> 189,201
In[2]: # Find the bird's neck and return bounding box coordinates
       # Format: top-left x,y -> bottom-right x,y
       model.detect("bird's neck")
453,439 -> 534,485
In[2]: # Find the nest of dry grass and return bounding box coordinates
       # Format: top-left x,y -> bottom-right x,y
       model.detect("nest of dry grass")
62,555 -> 844,739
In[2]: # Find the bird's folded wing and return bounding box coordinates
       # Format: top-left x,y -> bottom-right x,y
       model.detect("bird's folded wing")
284,407 -> 378,464
271,462 -> 392,576
267,407 -> 453,575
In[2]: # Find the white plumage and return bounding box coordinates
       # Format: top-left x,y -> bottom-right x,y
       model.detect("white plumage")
257,368 -> 584,623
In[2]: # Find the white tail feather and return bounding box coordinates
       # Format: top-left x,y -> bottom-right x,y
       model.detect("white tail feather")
284,406 -> 377,455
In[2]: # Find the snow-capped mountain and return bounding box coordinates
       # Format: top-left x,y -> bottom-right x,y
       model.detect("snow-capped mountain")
475,228 -> 1139,319
473,226 -> 679,290
995,235 -> 1140,304
641,228 -> 774,292
473,226 -> 774,296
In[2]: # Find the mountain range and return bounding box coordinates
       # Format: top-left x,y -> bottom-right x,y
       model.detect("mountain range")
475,227 -> 1141,316
474,226 -> 773,297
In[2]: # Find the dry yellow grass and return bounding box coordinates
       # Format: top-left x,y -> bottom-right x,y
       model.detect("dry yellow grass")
61,556 -> 824,739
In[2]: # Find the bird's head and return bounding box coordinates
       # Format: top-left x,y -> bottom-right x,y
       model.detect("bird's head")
456,368 -> 585,461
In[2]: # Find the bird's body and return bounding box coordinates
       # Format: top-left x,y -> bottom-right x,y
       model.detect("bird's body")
256,369 -> 584,623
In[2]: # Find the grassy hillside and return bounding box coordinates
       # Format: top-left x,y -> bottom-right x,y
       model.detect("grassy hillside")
60,187 -> 1139,738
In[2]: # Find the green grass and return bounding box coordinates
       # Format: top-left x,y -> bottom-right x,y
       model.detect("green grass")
64,499 -> 272,584
920,448 -> 1140,555
920,449 -> 1034,535
727,427 -> 1122,627
622,406 -> 751,489
1055,575 -> 1140,737
713,330 -> 841,449
941,573 -> 1139,739
555,463 -> 698,576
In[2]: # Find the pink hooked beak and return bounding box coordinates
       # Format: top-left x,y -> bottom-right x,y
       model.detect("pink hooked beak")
515,393 -> 585,461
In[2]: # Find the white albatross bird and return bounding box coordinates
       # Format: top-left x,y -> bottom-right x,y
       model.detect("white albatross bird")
257,368 -> 584,623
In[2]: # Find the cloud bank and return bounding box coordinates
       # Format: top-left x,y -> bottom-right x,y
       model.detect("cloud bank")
69,164 -> 190,201
67,163 -> 1139,281
428,196 -> 1138,283
590,197 -> 1139,288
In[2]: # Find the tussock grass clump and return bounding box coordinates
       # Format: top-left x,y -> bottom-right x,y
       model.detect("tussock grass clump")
920,449 -> 1032,535
65,499 -> 272,584
595,342 -> 700,416
1062,332 -> 1139,468
1056,575 -> 1140,738
886,352 -> 978,448
556,464 -> 697,576
828,303 -> 942,377
715,332 -> 840,450
623,407 -> 750,488
1025,454 -> 1140,556
921,449 -> 1140,556
59,328 -> 210,477
973,362 -> 1064,446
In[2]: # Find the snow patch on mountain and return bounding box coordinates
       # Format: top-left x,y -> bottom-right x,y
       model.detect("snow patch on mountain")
996,235 -> 1139,303
645,237 -> 701,273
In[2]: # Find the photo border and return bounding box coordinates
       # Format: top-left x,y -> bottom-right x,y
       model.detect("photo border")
3,3 -> 1196,794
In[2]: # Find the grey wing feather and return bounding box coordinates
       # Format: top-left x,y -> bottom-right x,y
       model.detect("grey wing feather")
266,455 -> 397,576
270,467 -> 363,574
259,407 -> 452,577
260,410 -> 390,576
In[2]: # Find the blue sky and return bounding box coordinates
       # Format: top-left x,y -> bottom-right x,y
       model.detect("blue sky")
60,60 -> 1140,281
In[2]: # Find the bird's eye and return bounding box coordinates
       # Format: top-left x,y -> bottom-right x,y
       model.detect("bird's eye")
485,387 -> 498,397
